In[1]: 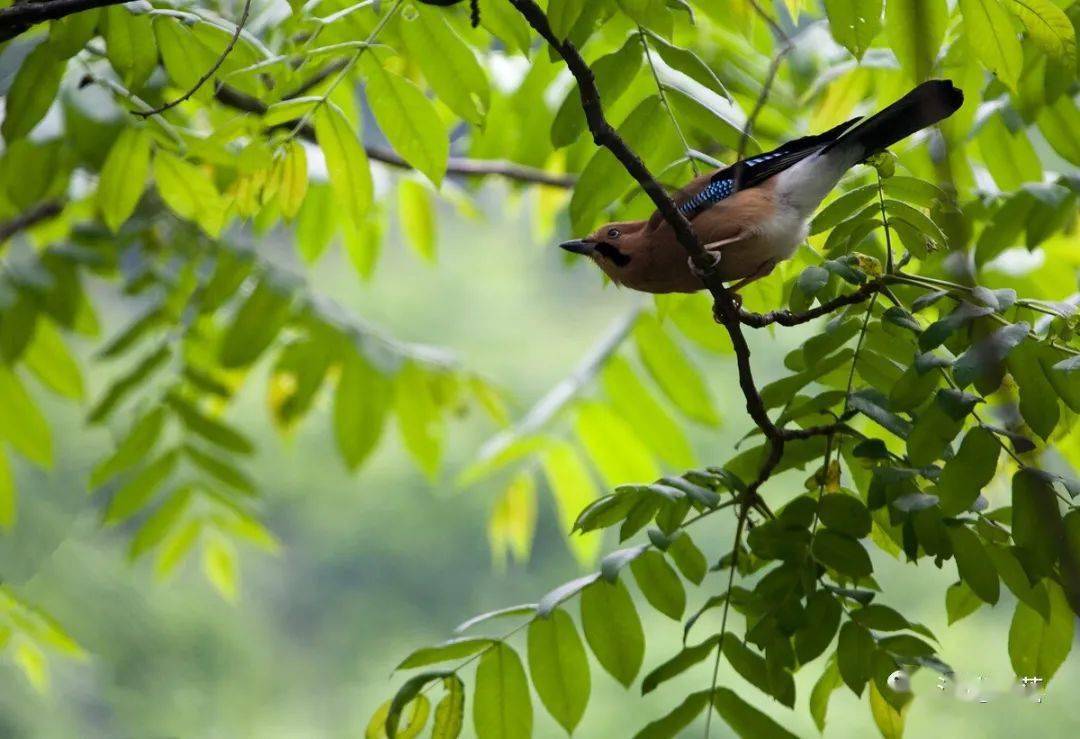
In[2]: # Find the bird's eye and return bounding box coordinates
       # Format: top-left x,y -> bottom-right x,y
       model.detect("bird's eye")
606,228 -> 621,239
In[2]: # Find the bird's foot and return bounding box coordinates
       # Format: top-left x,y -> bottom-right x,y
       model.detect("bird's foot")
688,253 -> 721,281
712,291 -> 743,324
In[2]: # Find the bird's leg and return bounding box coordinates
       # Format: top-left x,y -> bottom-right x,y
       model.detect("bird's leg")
712,258 -> 778,321
728,258 -> 778,294
687,233 -> 749,280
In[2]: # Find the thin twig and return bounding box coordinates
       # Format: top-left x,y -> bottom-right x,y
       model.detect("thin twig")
0,0 -> 126,42
212,84 -> 576,187
134,0 -> 252,118
284,0 -> 404,142
0,201 -> 63,244
639,27 -> 700,176
738,279 -> 885,327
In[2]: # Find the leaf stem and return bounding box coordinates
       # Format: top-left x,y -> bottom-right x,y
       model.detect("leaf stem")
285,0 -> 404,142
639,27 -> 700,176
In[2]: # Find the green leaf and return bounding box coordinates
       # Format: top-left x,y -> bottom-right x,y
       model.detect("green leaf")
641,635 -> 720,694
630,549 -> 686,620
723,637 -> 794,707
476,0 -> 532,55
810,658 -> 843,732
23,319 -> 83,400
0,368 -> 52,467
488,472 -> 538,565
97,127 -> 151,233
527,609 -> 590,733
813,530 -> 873,578
667,532 -> 707,585
552,38 -> 642,148
824,0 -> 883,60
154,18 -> 219,104
394,362 -> 444,479
314,104 -> 373,227
362,58 -> 449,186
761,349 -> 854,410
334,350 -> 392,471
711,687 -> 800,739
1037,95 -> 1080,166
166,394 -> 253,455
1008,339 -> 1060,440
0,449 -> 15,531
2,41 -> 66,142
1012,468 -> 1064,569
947,526 -> 1000,604
958,0 -> 1023,90
399,5 -> 490,125
837,621 -> 875,695
202,535 -> 238,601
580,579 -> 645,687
883,199 -> 947,247
128,487 -> 192,560
1008,580 -> 1074,684
796,591 -> 842,664
183,444 -> 255,495
634,313 -> 719,426
819,493 -> 872,538
633,691 -> 712,739
1008,0 -> 1076,75
574,400 -> 659,487
976,115 -> 1042,191
936,427 -> 999,516
540,441 -> 601,566
547,0 -> 587,39
397,638 -> 493,670
276,141 -> 309,220
868,680 -> 907,739
473,643 -> 532,739
398,180 -> 437,262
105,449 -> 180,523
952,322 -> 1029,388
643,31 -> 729,98
153,150 -> 226,236
601,356 -> 695,468
570,96 -> 681,231
810,187 -> 878,235
945,581 -> 983,624
539,574 -> 601,619
986,544 -> 1049,618
382,672 -> 442,738
906,389 -> 977,467
103,6 -> 157,91
218,278 -> 293,369
432,676 -> 465,739
49,9 -> 101,58
615,0 -> 669,27
885,0 -> 948,82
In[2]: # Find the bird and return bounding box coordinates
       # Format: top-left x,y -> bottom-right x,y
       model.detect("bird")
559,80 -> 963,295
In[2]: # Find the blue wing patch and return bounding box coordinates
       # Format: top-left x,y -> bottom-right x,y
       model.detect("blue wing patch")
677,151 -> 784,218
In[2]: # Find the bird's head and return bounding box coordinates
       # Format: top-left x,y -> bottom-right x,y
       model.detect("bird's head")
559,220 -> 646,283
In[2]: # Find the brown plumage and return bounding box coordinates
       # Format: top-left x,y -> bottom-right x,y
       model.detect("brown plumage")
560,80 -> 964,295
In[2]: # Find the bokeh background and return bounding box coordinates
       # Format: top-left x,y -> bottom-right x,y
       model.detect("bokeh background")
1,189 -> 1077,737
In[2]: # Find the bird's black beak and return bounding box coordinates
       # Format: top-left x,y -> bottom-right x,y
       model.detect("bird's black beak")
559,239 -> 594,256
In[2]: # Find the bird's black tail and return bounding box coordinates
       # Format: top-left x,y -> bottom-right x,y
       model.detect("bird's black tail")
823,80 -> 963,161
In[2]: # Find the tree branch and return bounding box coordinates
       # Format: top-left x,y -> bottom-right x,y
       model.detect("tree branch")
738,279 -> 885,327
0,0 -> 126,42
0,200 -> 63,244
133,0 -> 253,117
507,0 -> 788,449
212,84 -> 576,188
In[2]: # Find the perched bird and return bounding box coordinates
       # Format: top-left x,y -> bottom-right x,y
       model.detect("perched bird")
560,80 -> 963,294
